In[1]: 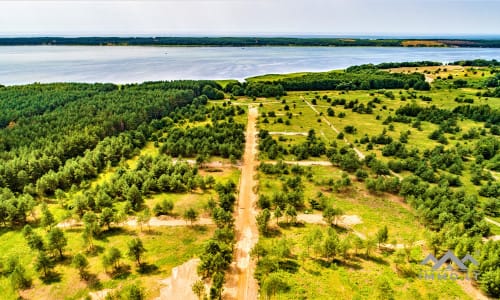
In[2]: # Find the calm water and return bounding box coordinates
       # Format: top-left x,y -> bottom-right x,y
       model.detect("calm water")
1,46 -> 500,85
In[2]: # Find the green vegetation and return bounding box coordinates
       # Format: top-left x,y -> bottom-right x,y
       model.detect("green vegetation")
1,61 -> 500,299
0,80 -> 241,299
1,37 -> 500,48
245,63 -> 500,299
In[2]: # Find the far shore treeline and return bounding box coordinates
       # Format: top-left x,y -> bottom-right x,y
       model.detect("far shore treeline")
1,37 -> 500,47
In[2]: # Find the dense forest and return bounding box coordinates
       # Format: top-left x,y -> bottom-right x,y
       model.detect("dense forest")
1,37 -> 500,47
223,68 -> 431,98
0,79 -> 246,299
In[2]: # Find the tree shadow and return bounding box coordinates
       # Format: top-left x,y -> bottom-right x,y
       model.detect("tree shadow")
111,265 -> 132,279
312,258 -> 336,269
278,259 -> 299,274
264,227 -> 282,238
86,245 -> 105,257
337,259 -> 362,270
192,225 -> 209,233
98,227 -> 130,241
40,271 -> 61,284
86,273 -> 102,290
303,266 -> 321,276
364,255 -> 389,266
138,263 -> 159,275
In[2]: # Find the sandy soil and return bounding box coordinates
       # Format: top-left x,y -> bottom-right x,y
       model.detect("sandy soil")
89,289 -> 113,300
156,258 -> 207,300
269,131 -> 308,136
456,278 -> 492,300
267,160 -> 332,166
224,106 -> 260,300
297,213 -> 362,227
125,216 -> 214,227
57,216 -> 214,229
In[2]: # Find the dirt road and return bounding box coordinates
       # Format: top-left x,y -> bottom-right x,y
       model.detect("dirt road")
225,106 -> 260,299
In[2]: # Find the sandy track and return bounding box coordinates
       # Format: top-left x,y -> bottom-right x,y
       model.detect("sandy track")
156,258 -> 205,300
302,97 -> 365,158
269,131 -> 308,136
485,217 -> 500,227
266,160 -> 332,166
302,97 -> 404,180
57,216 -> 214,229
225,106 -> 260,300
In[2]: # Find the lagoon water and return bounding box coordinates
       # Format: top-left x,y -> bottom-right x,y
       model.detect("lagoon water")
1,46 -> 500,85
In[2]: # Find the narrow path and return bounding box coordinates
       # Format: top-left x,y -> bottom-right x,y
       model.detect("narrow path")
302,97 -> 364,158
269,131 -> 308,136
57,216 -> 214,229
302,97 -> 403,180
266,160 -> 332,166
225,106 -> 259,300
485,217 -> 500,227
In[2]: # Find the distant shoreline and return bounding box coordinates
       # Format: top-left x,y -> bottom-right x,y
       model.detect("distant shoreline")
1,37 -> 500,48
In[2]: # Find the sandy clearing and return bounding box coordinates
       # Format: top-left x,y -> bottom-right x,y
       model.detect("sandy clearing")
57,216 -> 214,229
269,131 -> 308,136
224,105 -> 260,300
89,289 -> 113,300
297,213 -> 362,227
125,216 -> 214,227
266,160 -> 332,166
456,278 -> 491,300
156,258 -> 206,300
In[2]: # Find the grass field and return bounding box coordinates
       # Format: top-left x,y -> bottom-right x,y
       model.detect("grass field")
0,225 -> 214,300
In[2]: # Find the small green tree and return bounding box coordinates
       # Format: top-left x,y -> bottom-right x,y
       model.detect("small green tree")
376,278 -> 395,300
127,184 -> 144,211
192,279 -> 206,300
262,273 -> 288,299
183,208 -> 198,226
365,237 -> 377,258
284,204 -> 297,224
250,242 -> 268,262
34,251 -> 54,278
274,207 -> 282,225
82,211 -> 100,251
47,227 -> 67,259
103,247 -> 122,273
100,207 -> 115,231
352,235 -> 364,255
323,206 -> 343,226
40,203 -> 55,230
10,264 -> 31,291
376,225 -> 389,249
256,209 -> 271,236
22,225 -> 45,252
153,199 -> 174,216
72,253 -> 89,280
127,238 -> 146,267
138,208 -> 151,232
322,234 -> 339,260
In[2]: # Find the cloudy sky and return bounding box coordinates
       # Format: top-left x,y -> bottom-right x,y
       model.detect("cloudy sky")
1,0 -> 499,36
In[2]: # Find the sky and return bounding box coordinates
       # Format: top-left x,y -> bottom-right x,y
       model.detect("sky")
1,0 -> 500,37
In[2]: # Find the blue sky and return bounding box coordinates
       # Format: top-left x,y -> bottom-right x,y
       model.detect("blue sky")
0,0 -> 499,36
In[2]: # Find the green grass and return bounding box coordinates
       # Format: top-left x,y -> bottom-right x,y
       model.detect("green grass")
257,224 -> 470,300
0,225 -> 214,300
259,165 -> 425,242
